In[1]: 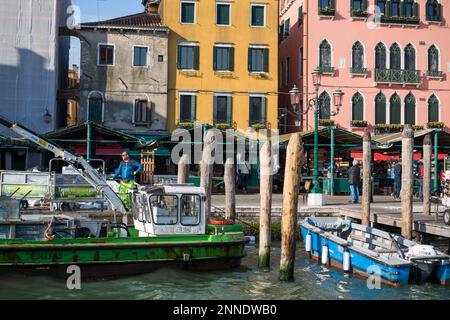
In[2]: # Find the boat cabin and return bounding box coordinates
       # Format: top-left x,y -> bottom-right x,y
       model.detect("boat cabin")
132,185 -> 207,236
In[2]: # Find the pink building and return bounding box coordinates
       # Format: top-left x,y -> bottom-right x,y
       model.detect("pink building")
279,0 -> 449,135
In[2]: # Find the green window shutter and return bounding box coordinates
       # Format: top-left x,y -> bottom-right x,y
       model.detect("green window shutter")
193,46 -> 200,70
213,96 -> 218,124
318,0 -> 322,9
329,0 -> 335,9
362,0 -> 368,11
298,6 -> 303,26
177,46 -> 182,69
399,1 -> 404,16
284,19 -> 290,36
263,48 -> 269,73
191,95 -> 196,121
248,48 -> 252,71
437,4 -> 442,20
413,2 -> 418,17
227,96 -> 233,124
351,0 -> 354,10
386,1 -> 391,16
229,47 -> 235,71
261,97 -> 267,124
213,47 -> 217,71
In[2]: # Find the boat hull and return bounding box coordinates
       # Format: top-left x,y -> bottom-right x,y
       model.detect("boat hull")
435,264 -> 450,285
300,226 -> 411,287
0,233 -> 246,278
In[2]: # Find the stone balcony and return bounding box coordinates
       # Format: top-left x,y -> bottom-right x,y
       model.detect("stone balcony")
374,69 -> 420,86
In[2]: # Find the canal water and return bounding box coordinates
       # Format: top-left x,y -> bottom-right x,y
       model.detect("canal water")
1,245 -> 449,300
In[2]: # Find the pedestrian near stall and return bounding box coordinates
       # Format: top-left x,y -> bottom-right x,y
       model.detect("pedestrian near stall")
417,161 -> 424,201
392,161 -> 402,200
347,159 -> 361,204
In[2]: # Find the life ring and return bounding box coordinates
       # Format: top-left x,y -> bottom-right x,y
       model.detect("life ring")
210,218 -> 235,226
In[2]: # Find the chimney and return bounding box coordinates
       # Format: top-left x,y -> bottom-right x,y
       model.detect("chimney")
144,0 -> 160,13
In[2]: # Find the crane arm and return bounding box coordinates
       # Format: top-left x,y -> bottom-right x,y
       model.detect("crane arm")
0,117 -> 127,214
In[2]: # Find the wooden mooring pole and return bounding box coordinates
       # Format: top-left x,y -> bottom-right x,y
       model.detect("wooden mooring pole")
423,134 -> 432,216
177,154 -> 190,184
224,157 -> 236,220
259,141 -> 273,269
201,130 -> 215,218
401,125 -> 414,240
279,134 -> 305,281
362,131 -> 372,226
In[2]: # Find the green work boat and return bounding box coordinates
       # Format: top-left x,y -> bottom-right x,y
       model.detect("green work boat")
0,185 -> 246,278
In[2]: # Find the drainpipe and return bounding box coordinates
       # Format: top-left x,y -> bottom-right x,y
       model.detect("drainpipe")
303,0 -> 309,131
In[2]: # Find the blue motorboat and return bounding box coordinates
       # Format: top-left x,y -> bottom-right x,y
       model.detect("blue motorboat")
300,216 -> 450,286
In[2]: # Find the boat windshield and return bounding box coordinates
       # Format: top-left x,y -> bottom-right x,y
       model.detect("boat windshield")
149,195 -> 178,225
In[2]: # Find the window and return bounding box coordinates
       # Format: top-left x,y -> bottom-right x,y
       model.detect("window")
134,100 -> 151,124
299,47 -> 303,77
150,195 -> 178,225
389,93 -> 401,124
98,45 -> 114,65
217,3 -> 231,25
390,0 -> 401,17
319,40 -> 332,68
298,5 -> 303,26
352,92 -> 364,121
375,42 -> 387,69
318,92 -> 331,120
390,43 -> 401,70
404,44 -> 416,71
132,193 -> 150,222
283,18 -> 290,37
249,96 -> 267,125
251,4 -> 266,27
319,0 -> 334,9
88,97 -> 103,123
404,93 -> 416,125
181,1 -> 195,23
179,94 -> 196,122
376,0 -> 387,15
375,92 -> 387,124
214,95 -> 232,125
213,46 -> 234,71
133,47 -> 147,67
352,41 -> 364,70
426,0 -> 442,21
428,94 -> 439,122
180,195 -> 201,226
248,47 -> 269,72
286,57 -> 290,85
178,44 -> 199,70
158,55 -> 164,62
428,45 -> 439,71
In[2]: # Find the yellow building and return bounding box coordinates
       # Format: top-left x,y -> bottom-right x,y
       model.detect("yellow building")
144,0 -> 279,132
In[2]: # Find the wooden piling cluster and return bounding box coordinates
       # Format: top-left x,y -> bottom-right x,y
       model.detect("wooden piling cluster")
200,130 -> 215,218
401,125 -> 414,240
362,131 -> 372,227
224,157 -> 236,220
279,134 -> 305,281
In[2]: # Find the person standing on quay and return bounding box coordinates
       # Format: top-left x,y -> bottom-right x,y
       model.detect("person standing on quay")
347,159 -> 361,204
392,161 -> 402,200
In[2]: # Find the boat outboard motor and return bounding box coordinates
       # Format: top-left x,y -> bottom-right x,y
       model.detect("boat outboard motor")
406,245 -> 438,282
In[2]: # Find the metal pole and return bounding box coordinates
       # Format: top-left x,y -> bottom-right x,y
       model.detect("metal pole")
87,121 -> 92,161
434,129 -> 439,193
330,126 -> 335,196
311,84 -> 322,194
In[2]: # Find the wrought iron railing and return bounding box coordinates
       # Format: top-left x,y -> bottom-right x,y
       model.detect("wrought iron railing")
375,69 -> 420,84
427,70 -> 443,78
350,67 -> 368,75
351,9 -> 368,18
318,7 -> 335,16
426,15 -> 442,22
318,66 -> 335,74
380,15 -> 420,25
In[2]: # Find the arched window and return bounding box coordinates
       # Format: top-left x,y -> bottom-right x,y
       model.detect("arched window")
428,45 -> 439,72
319,91 -> 331,120
352,92 -> 364,121
404,93 -> 416,125
88,93 -> 104,123
319,40 -> 332,68
375,42 -> 386,69
390,43 -> 401,70
352,41 -> 364,70
375,92 -> 386,124
426,0 -> 442,21
404,44 -> 416,71
428,94 -> 439,122
390,93 -> 401,124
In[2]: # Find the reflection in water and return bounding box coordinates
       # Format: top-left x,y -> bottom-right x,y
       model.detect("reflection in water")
0,246 -> 449,300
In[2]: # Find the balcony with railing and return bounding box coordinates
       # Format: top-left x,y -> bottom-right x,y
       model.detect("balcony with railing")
374,69 -> 420,86
427,70 -> 444,79
380,15 -> 420,25
318,66 -> 335,75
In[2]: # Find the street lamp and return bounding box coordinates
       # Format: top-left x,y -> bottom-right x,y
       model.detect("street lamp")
289,85 -> 301,129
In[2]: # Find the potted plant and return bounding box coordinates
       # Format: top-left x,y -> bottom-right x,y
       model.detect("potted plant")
177,121 -> 195,129
215,122 -> 231,130
319,119 -> 335,126
412,125 -> 425,130
251,122 -> 266,130
427,121 -> 445,129
350,120 -> 368,128
374,124 -> 404,133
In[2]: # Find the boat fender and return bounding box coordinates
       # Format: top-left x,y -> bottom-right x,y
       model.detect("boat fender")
210,219 -> 235,226
343,250 -> 351,272
305,233 -> 312,253
321,243 -> 329,265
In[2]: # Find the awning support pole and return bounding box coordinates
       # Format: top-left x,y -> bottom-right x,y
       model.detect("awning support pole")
330,126 -> 335,196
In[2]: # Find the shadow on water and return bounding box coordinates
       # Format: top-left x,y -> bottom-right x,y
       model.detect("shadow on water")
0,245 -> 449,300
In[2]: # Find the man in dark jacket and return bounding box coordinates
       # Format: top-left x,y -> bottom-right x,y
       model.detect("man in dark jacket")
392,161 -> 402,200
347,159 -> 361,204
